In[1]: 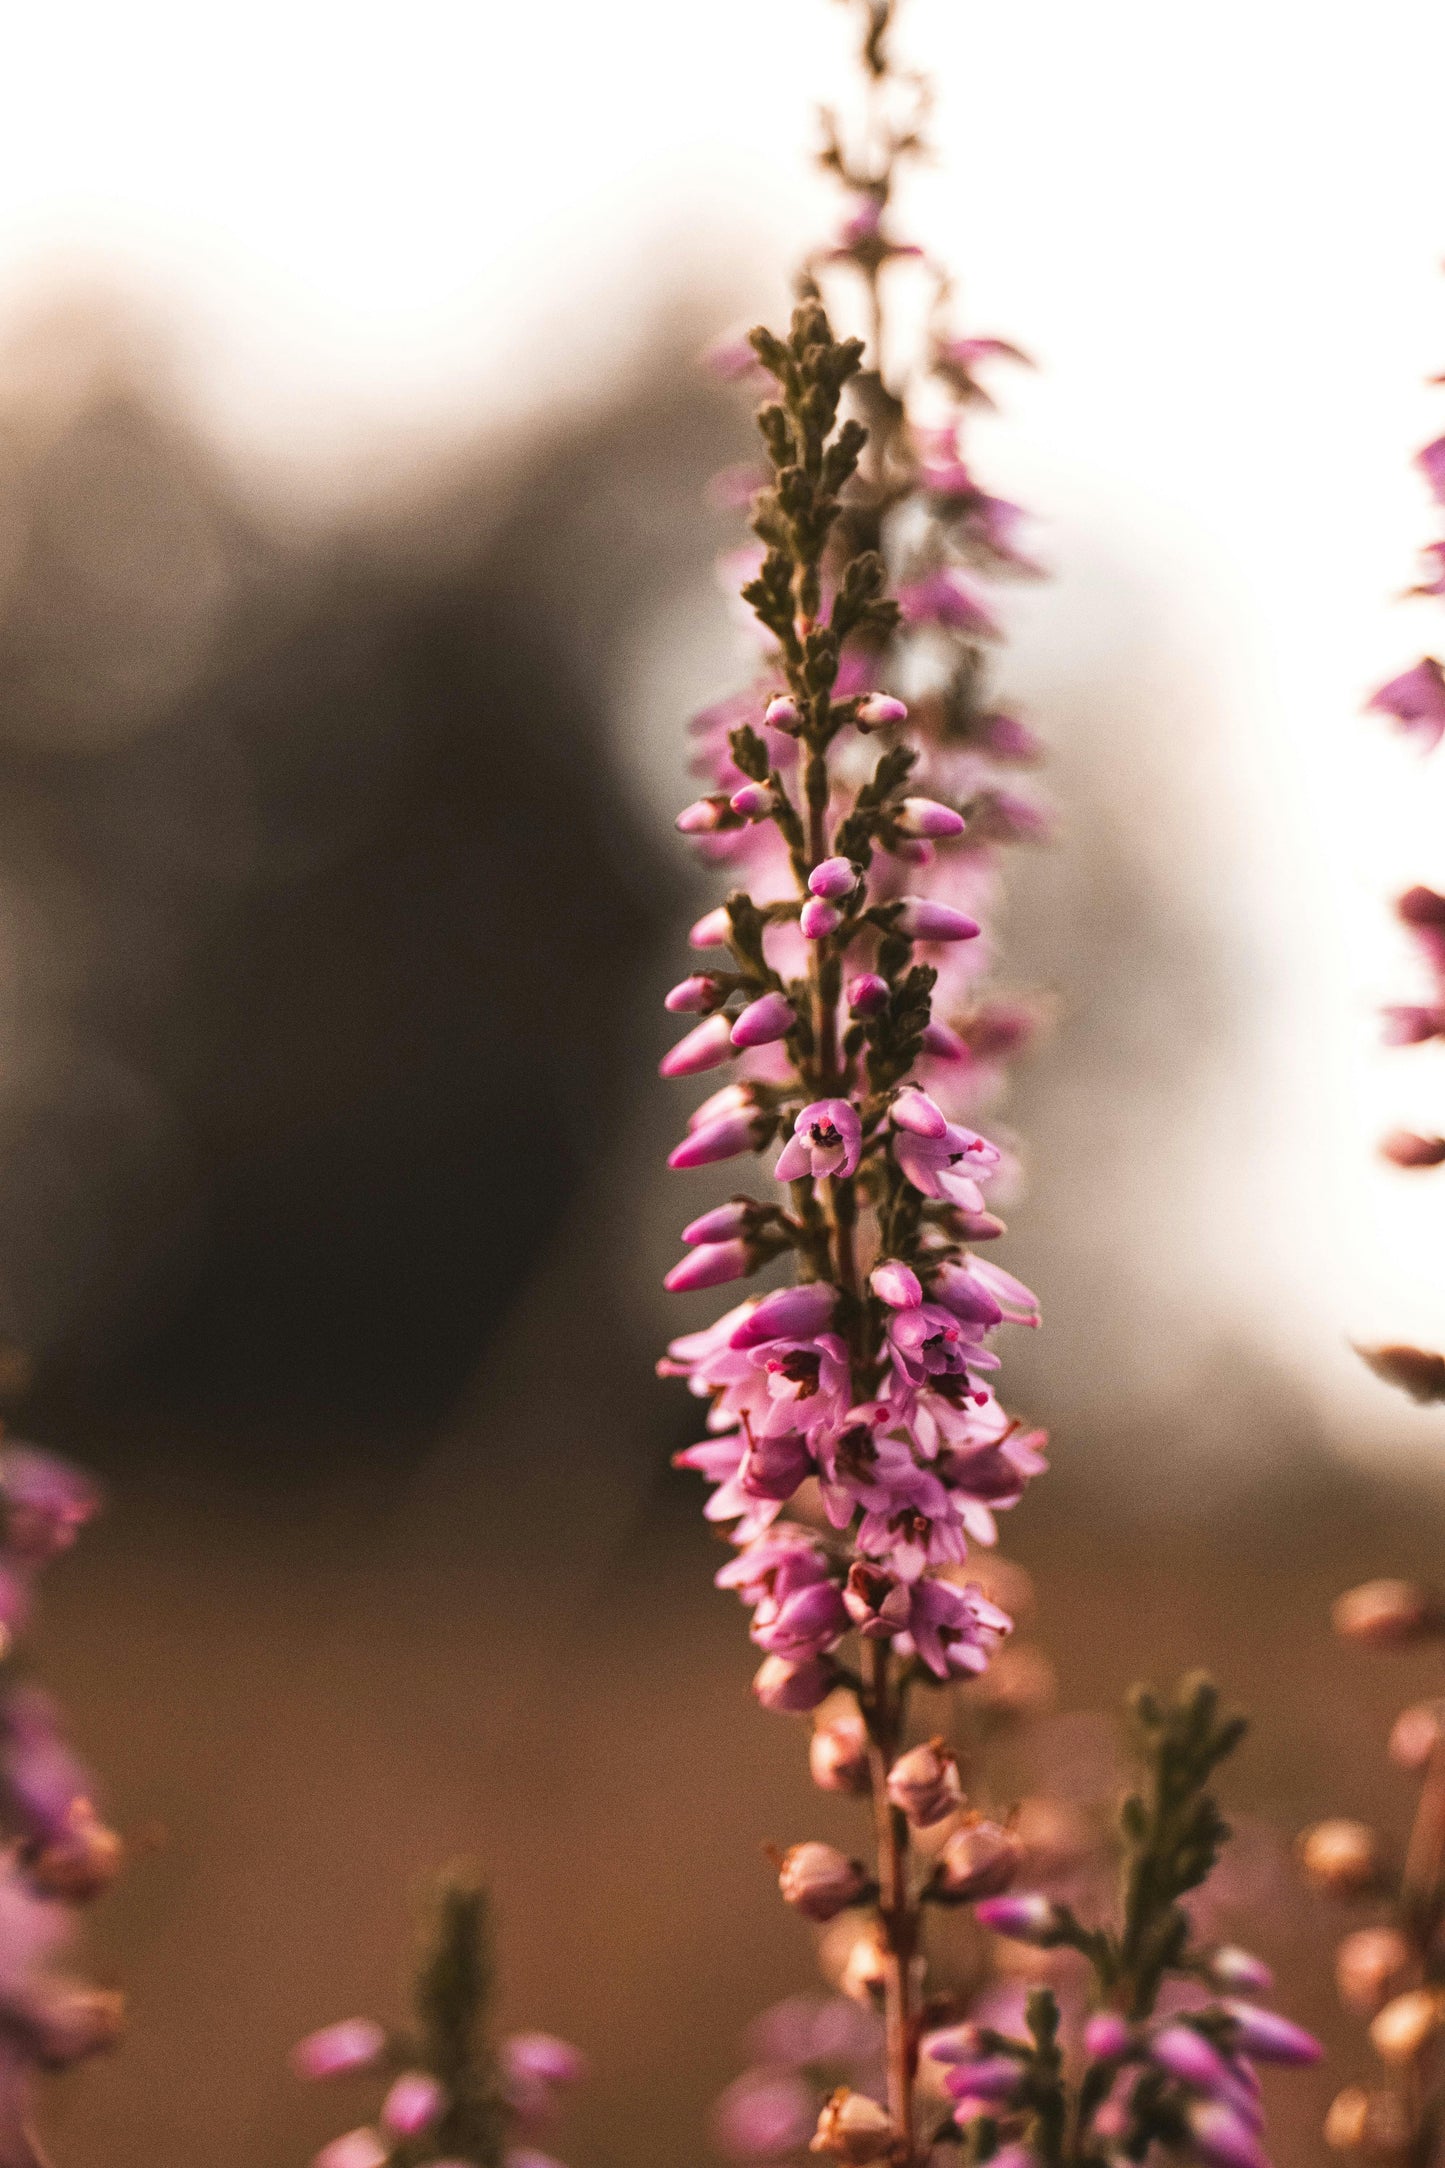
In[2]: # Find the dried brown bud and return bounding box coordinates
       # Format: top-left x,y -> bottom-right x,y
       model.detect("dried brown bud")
810,2089 -> 897,2165
1332,1581 -> 1445,1650
1370,1989 -> 1445,2067
885,1739 -> 964,1829
1389,1702 -> 1444,1772
777,1842 -> 869,1923
932,1817 -> 1021,1902
1335,1928 -> 1415,2018
810,1713 -> 871,1795
1297,1819 -> 1386,1897
1324,2085 -> 1412,2156
28,1798 -> 124,1902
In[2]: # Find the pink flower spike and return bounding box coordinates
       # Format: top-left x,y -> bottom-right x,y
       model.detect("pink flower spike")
682,1201 -> 753,1245
730,783 -> 775,819
689,905 -> 733,949
1368,658 -> 1445,752
800,897 -> 842,940
729,1281 -> 837,1347
659,1013 -> 736,1078
731,992 -> 794,1047
292,2019 -> 387,2081
382,2073 -> 446,2137
808,857 -> 858,901
765,694 -> 800,731
667,1110 -> 759,1170
856,693 -> 908,728
871,1260 -> 922,1309
896,797 -> 966,839
664,974 -> 722,1014
665,1240 -> 751,1293
1417,436 -> 1445,504
891,1087 -> 948,1138
848,973 -> 889,1016
775,1100 -> 863,1181
896,897 -> 981,942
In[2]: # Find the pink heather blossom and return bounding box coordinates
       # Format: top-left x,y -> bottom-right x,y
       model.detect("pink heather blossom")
667,1110 -> 761,1170
381,2072 -> 446,2136
1183,2101 -> 1268,2168
1368,657 -> 1445,751
896,569 -> 1001,640
891,1086 -> 948,1136
942,2056 -> 1026,2105
659,1012 -> 736,1078
843,1560 -> 914,1638
752,1653 -> 834,1712
292,2018 -> 388,2081
973,1893 -> 1062,1944
893,1119 -> 1001,1210
895,798 -> 965,839
902,1578 -> 1011,1678
677,796 -> 731,835
1220,2003 -> 1321,2067
895,897 -> 981,942
887,1303 -> 981,1387
1417,435 -> 1445,504
856,693 -> 908,728
689,904 -> 734,949
808,857 -> 858,901
799,897 -> 842,939
921,1019 -> 969,1062
313,2131 -> 388,2168
729,1283 -> 838,1347
712,2069 -> 818,2160
682,1201 -> 754,1246
847,973 -> 889,1015
1083,2014 -> 1132,2061
665,1240 -> 751,1293
1381,1005 -> 1445,1047
870,1261 -> 922,1309
775,1101 -> 862,1181
732,992 -> 794,1047
731,783 -> 775,819
665,973 -> 723,1014
751,1577 -> 850,1660
979,710 -> 1045,763
765,694 -> 799,731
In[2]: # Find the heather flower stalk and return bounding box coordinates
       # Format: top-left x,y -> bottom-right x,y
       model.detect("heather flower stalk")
293,1871 -> 585,2168
665,7 -> 1318,2165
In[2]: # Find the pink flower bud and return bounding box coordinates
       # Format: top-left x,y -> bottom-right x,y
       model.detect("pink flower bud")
933,1819 -> 1020,1901
891,1087 -> 948,1137
800,898 -> 842,939
870,1260 -> 922,1309
1221,2002 -> 1322,2066
885,1739 -> 964,1827
1083,2013 -> 1132,2061
1151,2024 -> 1235,2094
895,797 -> 965,839
1331,1579 -> 1445,1648
382,2073 -> 446,2137
777,1841 -> 869,1921
731,1282 -> 836,1346
689,1081 -> 752,1128
732,991 -> 795,1047
809,1713 -> 871,1794
676,797 -> 727,834
856,693 -> 908,729
667,1110 -> 760,1169
765,694 -> 800,731
1184,2102 -> 1268,2168
689,905 -> 733,949
896,897 -> 981,942
973,1893 -> 1063,1945
921,1020 -> 969,1062
665,1240 -> 751,1292
665,973 -> 723,1014
660,1012 -> 736,1078
292,2019 -> 388,2081
682,1201 -> 754,1246
503,2033 -> 588,2088
942,2057 -> 1026,2106
1336,1928 -> 1413,2017
313,2133 -> 389,2168
1381,1130 -> 1445,1168
1207,1946 -> 1275,1995
847,974 -> 889,1016
753,1654 -> 834,1711
809,858 -> 858,900
811,2089 -> 896,2165
1389,1701 -> 1443,1769
730,784 -> 775,819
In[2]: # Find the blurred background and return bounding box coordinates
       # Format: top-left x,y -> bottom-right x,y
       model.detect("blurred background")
1,0 -> 1445,2160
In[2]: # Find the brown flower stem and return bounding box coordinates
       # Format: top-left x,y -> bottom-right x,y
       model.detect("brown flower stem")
864,1635 -> 917,2163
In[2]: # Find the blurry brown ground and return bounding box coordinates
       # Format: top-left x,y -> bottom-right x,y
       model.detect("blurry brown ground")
0,296 -> 1431,2167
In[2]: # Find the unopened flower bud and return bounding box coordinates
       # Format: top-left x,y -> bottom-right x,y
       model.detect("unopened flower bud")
28,1797 -> 124,1900
1207,1946 -> 1274,1995
1152,2024 -> 1236,2094
1381,1131 -> 1445,1168
932,1819 -> 1020,1901
973,1893 -> 1063,1946
730,783 -> 776,820
809,858 -> 858,901
810,1713 -> 871,1795
1389,1702 -> 1443,1770
843,1562 -> 911,1639
856,694 -> 908,729
1298,1819 -> 1385,1897
1369,1989 -> 1444,2067
732,992 -> 795,1047
848,974 -> 890,1016
676,795 -> 730,835
1083,2013 -> 1132,2061
1324,2085 -> 1412,2156
659,1012 -> 736,1079
382,2073 -> 446,2137
942,2055 -> 1025,2105
667,1109 -> 761,1170
801,898 -> 842,939
1336,1929 -> 1414,2018
292,2019 -> 388,2081
682,1201 -> 754,1247
895,797 -> 966,839
753,1654 -> 834,1713
314,2133 -> 388,2168
689,904 -> 734,949
1184,2101 -> 1268,2168
765,695 -> 800,732
810,2089 -> 896,2164
870,1261 -> 922,1309
895,897 -> 980,942
1332,1580 -> 1445,1649
664,1239 -> 751,1293
886,1739 -> 964,1827
778,1842 -> 869,1921
892,838 -> 934,866
1220,2001 -> 1321,2067
921,1019 -> 969,1062
665,973 -> 724,1014
891,1087 -> 948,1137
